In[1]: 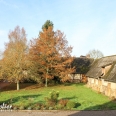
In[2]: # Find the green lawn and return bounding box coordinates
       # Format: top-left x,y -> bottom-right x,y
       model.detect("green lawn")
0,83 -> 116,110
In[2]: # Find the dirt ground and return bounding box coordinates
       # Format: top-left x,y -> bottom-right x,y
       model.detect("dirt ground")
0,110 -> 116,116
0,82 -> 11,89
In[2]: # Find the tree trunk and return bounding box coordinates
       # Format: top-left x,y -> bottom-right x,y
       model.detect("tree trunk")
45,68 -> 48,87
45,77 -> 47,87
17,80 -> 19,90
80,74 -> 82,83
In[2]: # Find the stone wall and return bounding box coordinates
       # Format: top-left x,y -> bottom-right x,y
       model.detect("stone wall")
69,74 -> 87,83
87,77 -> 116,98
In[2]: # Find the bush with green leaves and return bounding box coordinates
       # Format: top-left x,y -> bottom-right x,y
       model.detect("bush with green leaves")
19,105 -> 25,110
13,106 -> 18,110
58,99 -> 69,107
49,106 -> 54,110
27,106 -> 32,110
55,104 -> 64,110
66,101 -> 76,109
45,90 -> 59,107
50,90 -> 59,102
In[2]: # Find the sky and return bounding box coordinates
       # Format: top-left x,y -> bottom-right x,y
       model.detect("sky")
0,0 -> 116,57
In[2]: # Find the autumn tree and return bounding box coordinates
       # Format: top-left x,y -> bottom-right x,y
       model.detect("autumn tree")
86,49 -> 104,59
1,26 -> 28,90
29,26 -> 75,87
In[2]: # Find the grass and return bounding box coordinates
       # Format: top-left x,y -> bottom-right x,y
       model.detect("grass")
0,83 -> 116,110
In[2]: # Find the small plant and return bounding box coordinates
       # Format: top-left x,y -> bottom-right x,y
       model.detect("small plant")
43,107 -> 47,110
111,96 -> 116,101
66,101 -> 76,109
19,105 -> 25,110
33,103 -> 42,110
55,104 -> 64,110
40,104 -> 46,110
19,97 -> 25,102
45,90 -> 59,107
35,106 -> 41,110
27,106 -> 32,110
58,99 -> 69,107
49,90 -> 59,102
27,97 -> 34,106
13,106 -> 18,110
28,97 -> 34,102
49,107 -> 53,110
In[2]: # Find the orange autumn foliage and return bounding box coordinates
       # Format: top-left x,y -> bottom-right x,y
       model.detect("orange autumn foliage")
0,26 -> 28,90
29,26 -> 75,86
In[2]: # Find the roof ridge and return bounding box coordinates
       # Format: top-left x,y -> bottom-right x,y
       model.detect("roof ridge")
101,54 -> 116,59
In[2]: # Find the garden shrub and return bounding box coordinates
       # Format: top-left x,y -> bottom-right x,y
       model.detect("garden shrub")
27,106 -> 32,110
32,103 -> 41,110
40,104 -> 47,110
35,106 -> 41,110
58,99 -> 69,107
49,90 -> 59,102
66,101 -> 76,109
55,104 -> 64,110
45,90 -> 59,107
49,106 -> 53,110
19,105 -> 25,110
111,96 -> 116,101
13,106 -> 18,110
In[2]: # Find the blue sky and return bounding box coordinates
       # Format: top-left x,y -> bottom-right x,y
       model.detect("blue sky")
0,0 -> 116,57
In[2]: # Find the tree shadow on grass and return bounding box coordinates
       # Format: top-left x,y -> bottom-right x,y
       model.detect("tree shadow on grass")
63,96 -> 78,100
0,83 -> 40,92
60,96 -> 81,108
63,82 -> 84,86
0,94 -> 42,105
75,102 -> 81,108
75,83 -> 86,86
84,100 -> 116,110
68,100 -> 116,116
64,83 -> 73,86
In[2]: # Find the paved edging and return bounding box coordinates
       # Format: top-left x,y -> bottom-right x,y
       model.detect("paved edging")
0,110 -> 116,116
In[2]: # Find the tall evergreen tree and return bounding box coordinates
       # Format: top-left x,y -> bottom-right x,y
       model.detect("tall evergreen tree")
42,20 -> 54,30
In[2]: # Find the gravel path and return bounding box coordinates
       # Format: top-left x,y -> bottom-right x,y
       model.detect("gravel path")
0,110 -> 116,116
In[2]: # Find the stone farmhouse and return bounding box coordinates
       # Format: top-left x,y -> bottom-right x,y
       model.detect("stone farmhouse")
86,55 -> 116,98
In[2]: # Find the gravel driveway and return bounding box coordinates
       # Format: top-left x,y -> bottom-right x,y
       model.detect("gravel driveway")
0,110 -> 116,116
